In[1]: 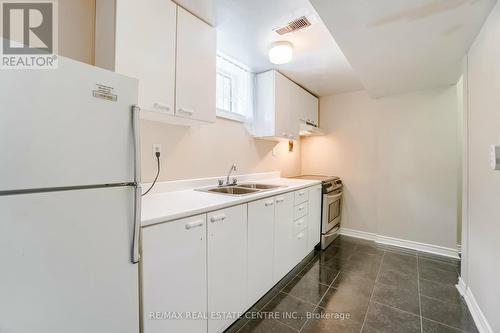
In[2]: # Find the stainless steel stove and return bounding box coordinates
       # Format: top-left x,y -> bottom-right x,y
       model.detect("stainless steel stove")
291,175 -> 343,250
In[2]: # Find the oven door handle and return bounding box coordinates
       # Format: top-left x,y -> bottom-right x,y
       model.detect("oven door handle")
326,192 -> 343,201
324,225 -> 340,237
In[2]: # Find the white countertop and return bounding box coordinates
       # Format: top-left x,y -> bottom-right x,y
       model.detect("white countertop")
141,176 -> 321,227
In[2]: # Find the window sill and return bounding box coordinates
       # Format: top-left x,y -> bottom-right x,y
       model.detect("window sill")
216,109 -> 247,123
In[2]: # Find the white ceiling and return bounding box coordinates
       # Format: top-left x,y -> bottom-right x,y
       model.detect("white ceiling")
215,0 -> 364,96
310,0 -> 497,97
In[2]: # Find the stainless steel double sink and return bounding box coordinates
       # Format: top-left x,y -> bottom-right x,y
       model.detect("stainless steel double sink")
196,183 -> 284,196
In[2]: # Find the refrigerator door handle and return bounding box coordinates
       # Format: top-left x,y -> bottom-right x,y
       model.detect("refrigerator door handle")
132,105 -> 141,184
132,185 -> 142,263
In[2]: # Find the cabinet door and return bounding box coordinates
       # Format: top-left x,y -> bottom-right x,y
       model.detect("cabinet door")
142,215 -> 207,333
114,0 -> 176,114
274,71 -> 299,139
307,93 -> 319,126
273,192 -> 295,283
207,205 -> 247,333
248,197 -> 275,306
308,185 -> 322,250
176,6 -> 216,123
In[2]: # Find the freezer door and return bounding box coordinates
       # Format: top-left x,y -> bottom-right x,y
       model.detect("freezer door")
0,56 -> 139,192
0,187 -> 139,333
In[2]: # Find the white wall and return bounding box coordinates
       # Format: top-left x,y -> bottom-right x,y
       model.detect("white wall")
302,87 -> 460,249
140,118 -> 302,181
463,2 -> 500,331
58,0 -> 95,65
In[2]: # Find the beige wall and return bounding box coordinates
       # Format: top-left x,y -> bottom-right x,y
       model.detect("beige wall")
463,2 -> 500,331
302,87 -> 460,249
140,118 -> 302,182
58,0 -> 95,65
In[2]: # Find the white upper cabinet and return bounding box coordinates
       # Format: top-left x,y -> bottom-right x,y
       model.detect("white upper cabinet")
94,0 -> 216,125
298,88 -> 319,127
95,0 -> 176,115
254,70 -> 318,140
175,6 -> 216,123
174,0 -> 215,25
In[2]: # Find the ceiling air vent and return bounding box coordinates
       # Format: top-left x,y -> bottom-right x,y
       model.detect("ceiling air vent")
274,16 -> 311,35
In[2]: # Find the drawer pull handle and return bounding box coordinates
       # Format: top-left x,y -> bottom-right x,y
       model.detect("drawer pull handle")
210,214 -> 226,223
297,233 -> 304,239
276,197 -> 285,203
265,201 -> 274,207
153,103 -> 171,112
177,108 -> 194,116
298,206 -> 304,211
298,191 -> 305,196
185,220 -> 204,230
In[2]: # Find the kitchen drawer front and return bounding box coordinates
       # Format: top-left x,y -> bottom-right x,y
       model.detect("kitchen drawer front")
294,202 -> 308,220
294,189 -> 309,205
294,216 -> 307,233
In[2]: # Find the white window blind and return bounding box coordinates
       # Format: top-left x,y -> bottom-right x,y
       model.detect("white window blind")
216,54 -> 254,122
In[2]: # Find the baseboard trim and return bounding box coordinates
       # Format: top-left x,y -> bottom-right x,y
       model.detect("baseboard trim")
456,277 -> 467,296
455,278 -> 494,333
339,228 -> 460,259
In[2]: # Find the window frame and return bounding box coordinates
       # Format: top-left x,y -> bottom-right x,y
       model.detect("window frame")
215,53 -> 253,123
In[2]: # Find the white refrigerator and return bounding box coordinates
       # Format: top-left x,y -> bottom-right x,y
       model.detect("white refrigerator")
0,56 -> 142,332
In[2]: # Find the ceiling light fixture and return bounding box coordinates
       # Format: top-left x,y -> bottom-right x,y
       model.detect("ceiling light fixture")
269,41 -> 293,65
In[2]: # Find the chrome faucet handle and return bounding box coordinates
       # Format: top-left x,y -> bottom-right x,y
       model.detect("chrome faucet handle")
232,178 -> 238,185
218,179 -> 224,187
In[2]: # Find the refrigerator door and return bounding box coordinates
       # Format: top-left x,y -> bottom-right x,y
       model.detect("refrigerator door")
0,56 -> 139,192
0,187 -> 139,333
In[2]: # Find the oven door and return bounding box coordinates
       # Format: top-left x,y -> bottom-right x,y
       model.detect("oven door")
322,190 -> 342,234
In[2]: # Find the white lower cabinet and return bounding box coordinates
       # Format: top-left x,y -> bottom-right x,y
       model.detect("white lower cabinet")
141,186 -> 321,333
207,205 -> 248,333
308,185 -> 322,249
273,192 -> 295,283
141,214 -> 207,333
247,197 -> 275,306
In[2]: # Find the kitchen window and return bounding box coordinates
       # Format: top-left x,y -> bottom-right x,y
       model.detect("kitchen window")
216,54 -> 254,122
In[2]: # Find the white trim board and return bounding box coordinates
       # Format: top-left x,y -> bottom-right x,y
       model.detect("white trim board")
456,278 -> 494,333
339,228 -> 460,259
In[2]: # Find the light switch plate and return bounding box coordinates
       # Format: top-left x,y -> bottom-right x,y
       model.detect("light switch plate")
490,145 -> 500,170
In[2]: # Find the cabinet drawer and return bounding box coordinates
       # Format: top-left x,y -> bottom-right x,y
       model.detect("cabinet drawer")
294,202 -> 308,220
294,216 -> 307,233
294,189 -> 309,205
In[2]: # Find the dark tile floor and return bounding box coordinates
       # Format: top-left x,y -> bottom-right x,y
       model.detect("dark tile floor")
224,235 -> 477,333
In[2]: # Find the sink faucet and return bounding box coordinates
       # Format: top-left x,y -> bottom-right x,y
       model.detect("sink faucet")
226,164 -> 237,186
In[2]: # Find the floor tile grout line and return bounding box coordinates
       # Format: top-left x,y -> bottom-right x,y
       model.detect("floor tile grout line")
370,300 -> 422,318
297,269 -> 342,333
421,315 -> 468,332
359,250 -> 385,332
417,256 -> 424,333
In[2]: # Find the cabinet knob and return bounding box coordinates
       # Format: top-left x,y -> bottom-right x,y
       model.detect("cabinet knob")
276,197 -> 285,203
265,200 -> 274,207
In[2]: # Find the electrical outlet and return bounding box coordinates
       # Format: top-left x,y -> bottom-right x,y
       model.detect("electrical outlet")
152,144 -> 162,158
